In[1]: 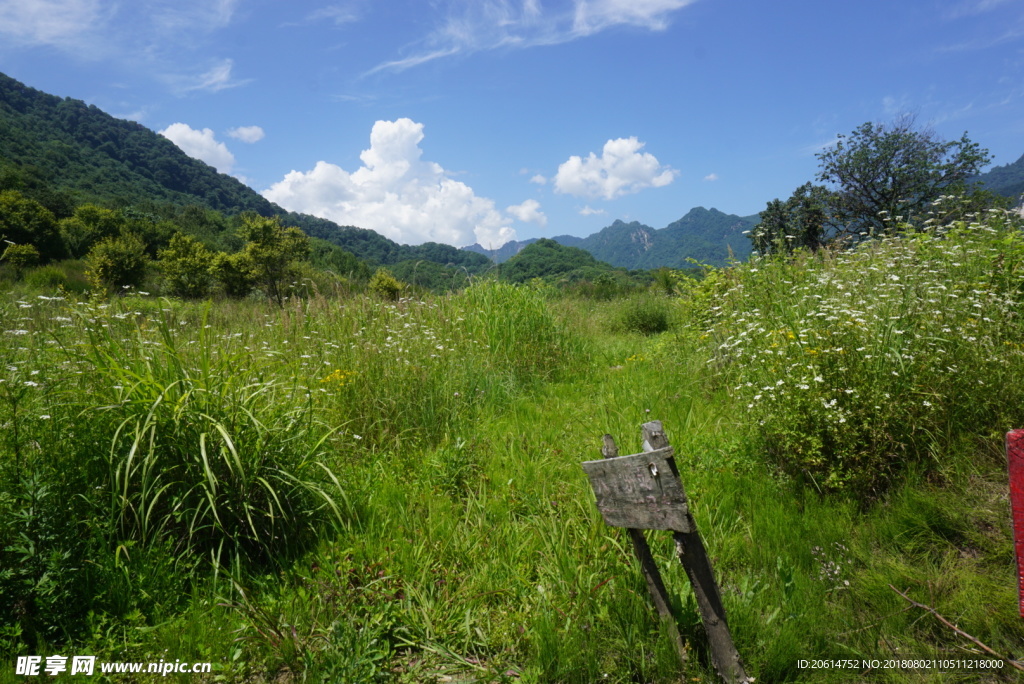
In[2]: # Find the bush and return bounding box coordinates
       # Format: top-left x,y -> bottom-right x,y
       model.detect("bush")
695,210 -> 1024,492
158,233 -> 215,298
618,295 -> 671,335
85,233 -> 149,292
23,261 -> 89,294
368,267 -> 403,300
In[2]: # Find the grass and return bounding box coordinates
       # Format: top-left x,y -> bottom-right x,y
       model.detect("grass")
1,216 -> 1023,682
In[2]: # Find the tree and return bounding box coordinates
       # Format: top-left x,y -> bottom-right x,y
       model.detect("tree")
158,233 -> 215,298
58,203 -> 126,258
368,267 -> 404,300
0,190 -> 65,261
85,233 -> 149,292
750,183 -> 834,256
1,243 -> 40,276
229,215 -> 310,304
213,251 -> 254,298
816,114 -> 991,237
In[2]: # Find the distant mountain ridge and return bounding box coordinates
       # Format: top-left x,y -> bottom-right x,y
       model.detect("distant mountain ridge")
972,153 -> 1024,202
464,207 -> 758,268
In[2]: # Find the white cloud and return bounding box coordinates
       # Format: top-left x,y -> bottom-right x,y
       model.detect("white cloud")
506,199 -> 547,226
0,1 -> 241,57
263,118 -> 517,248
0,0 -> 109,52
159,123 -> 235,173
228,126 -> 266,143
579,205 -> 606,216
573,0 -> 696,35
180,58 -> 250,93
944,0 -> 1013,19
366,0 -> 695,74
305,3 -> 363,26
147,0 -> 238,33
529,173 -> 547,185
703,173 -> 719,181
554,137 -> 676,200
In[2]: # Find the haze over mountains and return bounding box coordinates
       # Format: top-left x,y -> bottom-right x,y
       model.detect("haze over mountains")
2,70 -> 1021,273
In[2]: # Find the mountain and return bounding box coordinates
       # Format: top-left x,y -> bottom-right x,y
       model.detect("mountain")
972,153 -> 1024,201
465,207 -> 758,269
462,234 -> 584,263
0,71 -> 490,273
499,238 -> 633,284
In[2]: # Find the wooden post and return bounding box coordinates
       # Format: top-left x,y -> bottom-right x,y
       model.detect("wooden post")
601,434 -> 689,669
641,421 -> 749,684
583,422 -> 750,683
1007,430 -> 1024,617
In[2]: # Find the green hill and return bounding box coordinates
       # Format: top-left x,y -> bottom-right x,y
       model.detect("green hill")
500,237 -> 627,283
0,71 -> 490,274
972,152 -> 1024,201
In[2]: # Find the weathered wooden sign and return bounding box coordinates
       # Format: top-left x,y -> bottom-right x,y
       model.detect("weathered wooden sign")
583,422 -> 750,684
1007,430 -> 1024,618
580,446 -> 690,532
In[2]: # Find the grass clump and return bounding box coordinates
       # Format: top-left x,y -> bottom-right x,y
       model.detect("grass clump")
616,293 -> 672,335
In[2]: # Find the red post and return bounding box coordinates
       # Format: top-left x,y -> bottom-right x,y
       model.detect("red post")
1007,431 -> 1024,618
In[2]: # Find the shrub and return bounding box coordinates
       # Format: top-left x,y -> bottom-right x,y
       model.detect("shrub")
85,233 -> 149,292
618,294 -> 671,335
158,233 -> 215,298
2,243 -> 40,274
695,210 -> 1024,492
368,267 -> 403,300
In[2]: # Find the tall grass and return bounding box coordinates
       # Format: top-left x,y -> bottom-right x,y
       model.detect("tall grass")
2,223 -> 1023,681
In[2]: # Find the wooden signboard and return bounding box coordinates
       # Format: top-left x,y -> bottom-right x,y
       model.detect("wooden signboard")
583,422 -> 750,684
581,446 -> 690,532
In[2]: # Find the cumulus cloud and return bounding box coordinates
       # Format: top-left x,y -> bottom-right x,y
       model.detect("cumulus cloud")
554,137 -> 676,200
529,173 -> 547,185
506,199 -> 547,226
228,125 -> 265,143
159,123 -> 235,173
579,205 -> 606,216
703,173 -> 719,181
263,118 -> 517,248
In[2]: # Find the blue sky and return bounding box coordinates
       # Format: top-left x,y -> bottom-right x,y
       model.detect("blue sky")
1,0 -> 1022,248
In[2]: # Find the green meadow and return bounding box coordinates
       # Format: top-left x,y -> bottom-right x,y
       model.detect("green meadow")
2,212 -> 1024,682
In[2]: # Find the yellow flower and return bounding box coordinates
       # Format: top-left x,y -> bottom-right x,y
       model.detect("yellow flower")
322,369 -> 358,386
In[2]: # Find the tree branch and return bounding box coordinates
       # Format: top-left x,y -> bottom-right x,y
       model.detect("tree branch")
888,585 -> 1023,672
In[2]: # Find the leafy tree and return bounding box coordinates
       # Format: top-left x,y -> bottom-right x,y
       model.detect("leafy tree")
158,233 -> 215,298
0,190 -> 64,261
213,251 -> 254,298
751,183 -> 834,256
2,243 -> 40,275
58,203 -> 126,258
816,114 -> 991,237
85,233 -> 149,291
235,214 -> 310,304
368,267 -> 404,300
